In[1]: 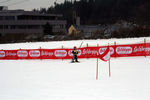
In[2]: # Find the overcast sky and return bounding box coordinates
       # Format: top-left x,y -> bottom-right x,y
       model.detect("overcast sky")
0,0 -> 66,10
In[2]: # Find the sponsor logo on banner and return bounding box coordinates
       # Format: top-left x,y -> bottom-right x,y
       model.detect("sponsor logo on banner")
82,49 -> 97,55
99,47 -> 114,55
41,51 -> 53,56
134,46 -> 150,52
17,50 -> 28,57
110,47 -> 114,55
116,46 -> 132,54
0,51 -> 5,57
99,48 -> 106,54
6,51 -> 17,56
54,50 -> 67,57
68,50 -> 81,56
29,50 -> 40,57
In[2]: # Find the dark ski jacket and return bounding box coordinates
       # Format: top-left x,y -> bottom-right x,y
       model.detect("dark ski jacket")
72,49 -> 78,55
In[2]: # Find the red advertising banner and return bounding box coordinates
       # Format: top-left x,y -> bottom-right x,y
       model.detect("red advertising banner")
0,43 -> 150,60
0,50 -> 18,60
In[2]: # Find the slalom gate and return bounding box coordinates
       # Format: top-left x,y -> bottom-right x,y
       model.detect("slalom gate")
0,43 -> 150,60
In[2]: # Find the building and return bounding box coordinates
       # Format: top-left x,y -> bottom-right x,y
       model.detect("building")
0,6 -> 8,11
68,25 -> 102,38
68,16 -> 103,38
0,8 -> 67,41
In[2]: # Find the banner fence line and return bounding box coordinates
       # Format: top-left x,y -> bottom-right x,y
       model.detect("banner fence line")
1,42 -> 150,60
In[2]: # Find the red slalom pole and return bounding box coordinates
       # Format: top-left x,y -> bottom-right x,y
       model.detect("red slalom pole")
96,56 -> 98,80
108,43 -> 111,77
109,59 -> 111,77
96,44 -> 99,80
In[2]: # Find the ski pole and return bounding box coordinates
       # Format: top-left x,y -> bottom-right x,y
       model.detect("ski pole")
78,41 -> 83,49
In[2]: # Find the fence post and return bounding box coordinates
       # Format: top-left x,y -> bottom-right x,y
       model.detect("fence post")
39,47 -> 42,60
114,41 -> 116,58
86,43 -> 88,59
62,45 -> 64,61
144,39 -> 146,57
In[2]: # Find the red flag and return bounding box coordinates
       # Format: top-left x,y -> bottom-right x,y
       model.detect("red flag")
99,46 -> 110,61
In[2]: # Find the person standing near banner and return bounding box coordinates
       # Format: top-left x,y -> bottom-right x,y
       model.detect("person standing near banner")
71,46 -> 79,62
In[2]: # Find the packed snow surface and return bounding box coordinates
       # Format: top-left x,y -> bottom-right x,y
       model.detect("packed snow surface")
0,37 -> 150,50
0,37 -> 150,100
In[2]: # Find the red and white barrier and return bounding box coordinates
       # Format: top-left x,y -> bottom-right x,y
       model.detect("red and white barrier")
0,43 -> 150,60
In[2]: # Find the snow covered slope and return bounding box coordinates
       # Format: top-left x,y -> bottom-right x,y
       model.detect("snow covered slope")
0,37 -> 150,50
0,37 -> 150,100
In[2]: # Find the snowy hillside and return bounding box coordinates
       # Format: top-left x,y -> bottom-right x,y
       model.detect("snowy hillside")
0,37 -> 150,100
0,37 -> 150,50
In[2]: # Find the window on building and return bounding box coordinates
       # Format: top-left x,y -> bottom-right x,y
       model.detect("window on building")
28,25 -> 40,29
0,16 -> 4,20
18,25 -> 28,29
10,25 -> 16,29
0,25 -> 3,29
4,25 -> 8,29
5,16 -> 15,20
60,24 -> 64,28
17,15 -> 57,20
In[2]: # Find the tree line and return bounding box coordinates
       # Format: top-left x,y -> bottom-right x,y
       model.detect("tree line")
34,0 -> 150,26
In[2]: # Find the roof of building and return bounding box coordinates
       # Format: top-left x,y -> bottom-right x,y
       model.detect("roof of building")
0,10 -> 63,17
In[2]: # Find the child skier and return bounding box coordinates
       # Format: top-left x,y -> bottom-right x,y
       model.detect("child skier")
72,46 -> 79,62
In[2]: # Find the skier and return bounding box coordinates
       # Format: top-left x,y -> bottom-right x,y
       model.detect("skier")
71,46 -> 79,62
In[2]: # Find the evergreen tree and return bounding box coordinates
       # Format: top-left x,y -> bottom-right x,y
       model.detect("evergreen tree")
34,0 -> 150,26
